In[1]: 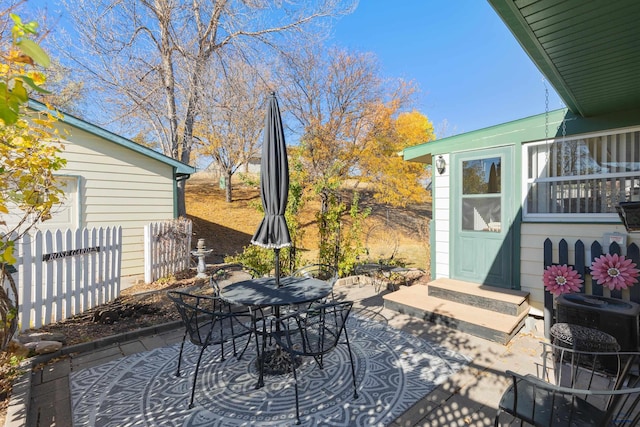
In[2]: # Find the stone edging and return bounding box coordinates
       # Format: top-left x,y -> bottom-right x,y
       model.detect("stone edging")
4,319 -> 184,427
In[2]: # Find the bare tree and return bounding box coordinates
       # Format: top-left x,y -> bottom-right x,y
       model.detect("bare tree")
279,45 -> 416,212
278,45 -> 418,268
54,0 -> 356,215
196,59 -> 270,202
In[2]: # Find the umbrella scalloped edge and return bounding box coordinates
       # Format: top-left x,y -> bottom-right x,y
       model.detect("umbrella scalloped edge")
250,240 -> 292,249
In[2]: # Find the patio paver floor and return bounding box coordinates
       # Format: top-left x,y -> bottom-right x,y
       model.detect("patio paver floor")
11,281 -> 544,427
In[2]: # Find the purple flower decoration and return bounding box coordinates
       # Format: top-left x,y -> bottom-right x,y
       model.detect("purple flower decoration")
590,253 -> 640,291
543,264 -> 583,296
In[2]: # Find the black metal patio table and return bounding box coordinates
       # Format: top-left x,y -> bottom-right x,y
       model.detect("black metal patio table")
220,276 -> 333,387
220,276 -> 332,307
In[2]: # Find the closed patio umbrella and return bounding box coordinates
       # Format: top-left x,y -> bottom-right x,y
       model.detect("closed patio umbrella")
251,92 -> 291,287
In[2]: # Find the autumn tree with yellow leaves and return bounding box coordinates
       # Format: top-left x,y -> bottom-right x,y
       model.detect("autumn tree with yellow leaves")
281,46 -> 434,271
0,12 -> 65,350
360,108 -> 434,207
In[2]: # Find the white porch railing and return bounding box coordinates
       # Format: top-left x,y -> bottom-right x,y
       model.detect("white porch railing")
12,226 -> 122,331
143,218 -> 192,283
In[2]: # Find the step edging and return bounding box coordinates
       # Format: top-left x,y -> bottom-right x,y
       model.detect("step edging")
427,286 -> 528,316
383,297 -> 527,345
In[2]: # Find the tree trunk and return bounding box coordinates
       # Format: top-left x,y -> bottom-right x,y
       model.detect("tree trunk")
225,170 -> 233,202
0,268 -> 19,351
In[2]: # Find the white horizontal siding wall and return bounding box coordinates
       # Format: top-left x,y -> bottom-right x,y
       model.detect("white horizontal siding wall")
433,154 -> 451,278
520,222 -> 633,314
54,125 -> 176,277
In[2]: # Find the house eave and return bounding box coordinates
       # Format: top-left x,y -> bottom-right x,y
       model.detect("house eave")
28,99 -> 196,177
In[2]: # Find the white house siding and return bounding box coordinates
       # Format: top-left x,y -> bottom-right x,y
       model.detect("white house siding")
51,125 -> 176,278
433,154 -> 451,278
520,222 -> 633,314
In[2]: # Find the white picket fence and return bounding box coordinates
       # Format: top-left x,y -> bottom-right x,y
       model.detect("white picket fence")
143,218 -> 192,283
12,226 -> 122,331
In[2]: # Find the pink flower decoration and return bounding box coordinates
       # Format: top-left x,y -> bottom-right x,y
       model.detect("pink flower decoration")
543,264 -> 583,296
590,253 -> 640,291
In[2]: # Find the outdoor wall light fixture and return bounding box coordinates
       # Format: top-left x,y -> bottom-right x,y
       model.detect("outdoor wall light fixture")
436,155 -> 446,175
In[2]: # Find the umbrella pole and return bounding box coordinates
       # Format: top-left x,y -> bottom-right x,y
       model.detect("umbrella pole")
275,248 -> 281,288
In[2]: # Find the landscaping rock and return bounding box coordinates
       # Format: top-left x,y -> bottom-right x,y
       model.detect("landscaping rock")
18,331 -> 67,345
25,340 -> 63,354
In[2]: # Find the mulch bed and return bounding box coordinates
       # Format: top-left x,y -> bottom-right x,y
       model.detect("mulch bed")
28,269 -> 205,347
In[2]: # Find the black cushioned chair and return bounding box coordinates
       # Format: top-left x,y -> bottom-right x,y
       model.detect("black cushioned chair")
495,342 -> 640,426
270,300 -> 358,424
167,290 -> 254,408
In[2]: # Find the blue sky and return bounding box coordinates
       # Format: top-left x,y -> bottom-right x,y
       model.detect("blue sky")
330,1 -> 563,136
21,0 -> 563,138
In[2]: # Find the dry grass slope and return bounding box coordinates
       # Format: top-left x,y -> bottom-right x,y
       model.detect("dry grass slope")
185,175 -> 432,269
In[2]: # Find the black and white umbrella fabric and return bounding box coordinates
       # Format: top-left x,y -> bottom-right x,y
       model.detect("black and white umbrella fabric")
251,92 -> 291,286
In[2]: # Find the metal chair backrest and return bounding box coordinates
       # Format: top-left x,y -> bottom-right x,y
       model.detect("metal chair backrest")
274,300 -> 352,358
167,289 -> 254,409
210,263 -> 261,295
270,300 -> 358,424
167,290 -> 231,346
292,264 -> 338,285
496,342 -> 640,426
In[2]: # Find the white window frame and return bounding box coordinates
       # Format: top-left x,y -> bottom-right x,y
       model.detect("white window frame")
522,126 -> 640,222
37,175 -> 81,231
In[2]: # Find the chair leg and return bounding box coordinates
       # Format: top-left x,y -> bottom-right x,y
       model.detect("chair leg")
217,318 -> 226,362
343,327 -> 358,399
227,312 -> 239,357
256,315 -> 267,389
290,350 -> 301,425
189,344 -> 208,409
175,331 -> 188,377
494,409 -> 501,426
237,327 -> 253,360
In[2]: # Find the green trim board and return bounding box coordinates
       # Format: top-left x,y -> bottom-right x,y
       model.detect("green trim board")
429,218 -> 436,278
405,109 -> 567,164
28,99 -> 196,177
405,107 -> 640,164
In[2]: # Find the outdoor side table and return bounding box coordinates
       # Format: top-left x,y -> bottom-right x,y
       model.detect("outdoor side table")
550,322 -> 621,374
550,322 -> 620,353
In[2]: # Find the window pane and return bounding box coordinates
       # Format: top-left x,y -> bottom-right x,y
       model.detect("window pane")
462,196 -> 501,232
463,157 -> 501,195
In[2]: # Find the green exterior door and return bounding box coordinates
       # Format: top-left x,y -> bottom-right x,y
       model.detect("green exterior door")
451,146 -> 515,288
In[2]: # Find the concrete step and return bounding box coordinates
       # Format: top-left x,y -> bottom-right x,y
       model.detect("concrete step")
383,284 -> 529,345
427,278 -> 529,316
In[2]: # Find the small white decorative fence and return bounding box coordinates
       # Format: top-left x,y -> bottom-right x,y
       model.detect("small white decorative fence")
12,226 -> 122,331
143,218 -> 192,283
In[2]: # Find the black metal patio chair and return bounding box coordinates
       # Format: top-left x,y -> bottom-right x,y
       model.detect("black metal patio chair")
209,263 -> 262,295
495,342 -> 640,426
167,290 -> 255,408
291,263 -> 338,305
270,300 -> 358,424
